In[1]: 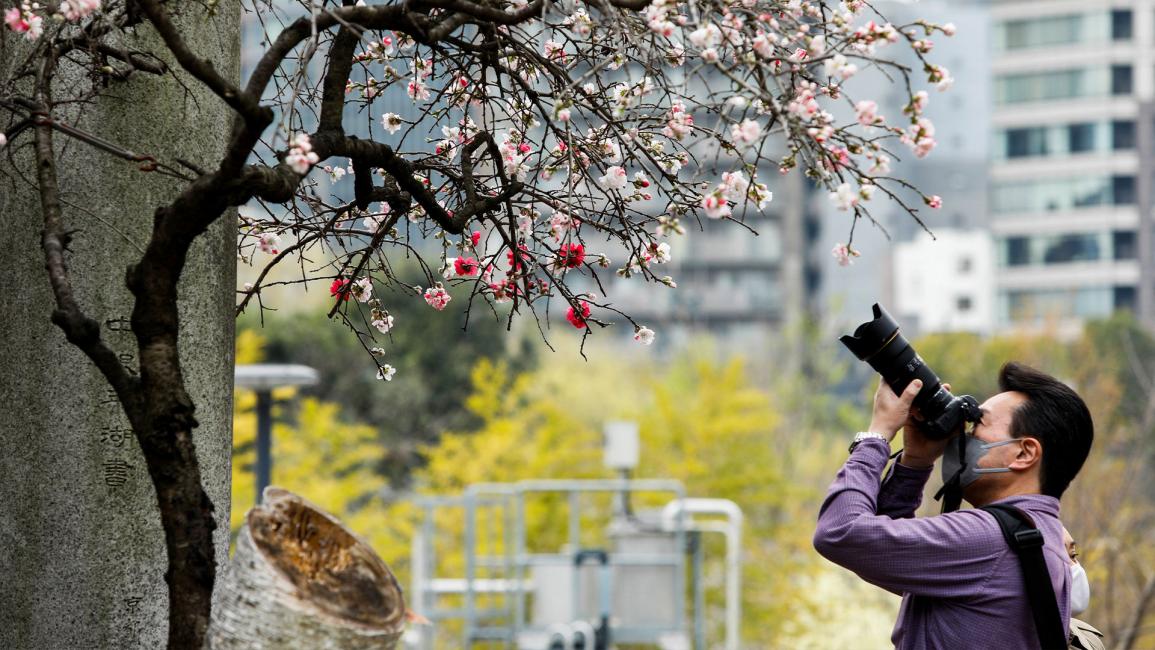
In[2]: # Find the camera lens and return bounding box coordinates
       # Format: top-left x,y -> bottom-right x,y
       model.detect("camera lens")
840,304 -> 982,439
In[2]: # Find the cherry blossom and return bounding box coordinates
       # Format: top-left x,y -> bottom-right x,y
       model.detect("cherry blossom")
729,120 -> 762,149
381,113 -> 404,134
285,133 -> 319,175
634,326 -> 656,345
831,243 -> 860,267
258,232 -> 280,255
598,166 -> 628,191
424,284 -> 452,310
371,311 -> 394,333
376,364 -> 397,381
350,277 -> 373,303
926,195 -> 943,209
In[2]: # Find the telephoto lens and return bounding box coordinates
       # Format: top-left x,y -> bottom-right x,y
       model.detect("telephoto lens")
839,303 -> 982,439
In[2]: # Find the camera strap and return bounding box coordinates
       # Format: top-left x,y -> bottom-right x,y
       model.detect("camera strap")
980,503 -> 1069,650
933,433 -> 968,513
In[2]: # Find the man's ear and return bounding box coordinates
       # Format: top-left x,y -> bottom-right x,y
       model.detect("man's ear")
1010,436 -> 1042,471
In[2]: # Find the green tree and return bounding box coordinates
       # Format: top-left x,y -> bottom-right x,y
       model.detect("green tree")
239,279 -> 535,487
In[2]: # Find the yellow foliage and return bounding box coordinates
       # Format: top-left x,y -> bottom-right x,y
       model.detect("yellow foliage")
372,349 -> 860,646
231,330 -> 390,549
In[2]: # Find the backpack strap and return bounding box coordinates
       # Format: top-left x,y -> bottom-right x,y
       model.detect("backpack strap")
981,503 -> 1068,650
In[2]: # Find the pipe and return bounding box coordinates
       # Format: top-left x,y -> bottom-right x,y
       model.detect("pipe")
661,498 -> 743,650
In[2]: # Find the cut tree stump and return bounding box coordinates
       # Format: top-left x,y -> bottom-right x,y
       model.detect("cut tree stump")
208,487 -> 407,649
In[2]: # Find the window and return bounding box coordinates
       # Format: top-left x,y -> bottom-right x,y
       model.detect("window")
957,296 -> 973,312
1114,286 -> 1137,312
1111,9 -> 1133,40
1111,64 -> 1133,95
1112,120 -> 1136,150
1006,127 -> 1048,157
1068,123 -> 1096,153
992,175 -> 1135,214
1113,230 -> 1137,259
958,257 -> 973,274
1006,237 -> 1031,266
1043,233 -> 1100,264
1002,287 -> 1114,322
1000,14 -> 1085,50
1112,175 -> 1137,204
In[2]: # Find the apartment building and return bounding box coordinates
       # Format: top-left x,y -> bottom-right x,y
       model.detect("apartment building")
990,1 -> 1154,332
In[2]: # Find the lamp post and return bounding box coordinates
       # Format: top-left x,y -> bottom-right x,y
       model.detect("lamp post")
234,364 -> 319,503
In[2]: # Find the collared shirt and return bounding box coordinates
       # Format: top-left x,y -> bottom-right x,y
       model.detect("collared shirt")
813,437 -> 1071,649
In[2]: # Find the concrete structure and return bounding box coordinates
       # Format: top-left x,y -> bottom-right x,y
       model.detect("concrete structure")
893,230 -> 997,336
990,1 -> 1152,332
0,7 -> 238,649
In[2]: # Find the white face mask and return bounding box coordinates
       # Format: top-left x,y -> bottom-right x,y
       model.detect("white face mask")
1070,562 -> 1090,615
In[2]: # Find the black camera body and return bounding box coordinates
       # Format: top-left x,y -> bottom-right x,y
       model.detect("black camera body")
840,303 -> 982,439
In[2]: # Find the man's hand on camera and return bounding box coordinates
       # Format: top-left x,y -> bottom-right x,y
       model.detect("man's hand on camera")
868,379 -> 923,442
899,383 -> 955,469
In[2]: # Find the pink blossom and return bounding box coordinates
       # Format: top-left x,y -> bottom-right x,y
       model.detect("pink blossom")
701,192 -> 731,220
855,100 -> 879,126
663,102 -> 694,141
258,232 -> 280,255
926,195 -> 943,209
831,243 -> 857,267
285,133 -> 319,175
424,285 -> 452,310
599,166 -> 628,191
729,119 -> 762,148
60,0 -> 100,22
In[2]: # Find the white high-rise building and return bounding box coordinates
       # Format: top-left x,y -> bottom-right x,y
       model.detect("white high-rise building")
990,1 -> 1151,333
893,230 -> 997,337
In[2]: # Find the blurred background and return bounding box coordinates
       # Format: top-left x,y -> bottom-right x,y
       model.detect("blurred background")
232,1 -> 1155,648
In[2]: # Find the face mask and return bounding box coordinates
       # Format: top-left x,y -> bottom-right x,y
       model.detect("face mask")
1070,562 -> 1090,615
940,433 -> 1022,489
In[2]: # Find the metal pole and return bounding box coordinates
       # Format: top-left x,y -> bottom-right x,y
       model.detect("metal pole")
691,532 -> 705,650
255,389 -> 273,504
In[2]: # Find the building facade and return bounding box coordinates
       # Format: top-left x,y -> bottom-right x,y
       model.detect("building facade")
990,1 -> 1154,333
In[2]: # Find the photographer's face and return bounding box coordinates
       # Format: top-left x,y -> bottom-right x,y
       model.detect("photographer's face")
963,390 -> 1028,500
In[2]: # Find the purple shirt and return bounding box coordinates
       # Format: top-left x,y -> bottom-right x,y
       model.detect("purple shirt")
813,438 -> 1070,649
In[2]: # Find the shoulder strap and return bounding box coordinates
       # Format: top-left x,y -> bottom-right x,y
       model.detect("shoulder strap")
981,503 -> 1068,650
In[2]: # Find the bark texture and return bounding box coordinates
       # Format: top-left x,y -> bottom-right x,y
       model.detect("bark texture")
209,488 -> 407,649
0,6 -> 239,649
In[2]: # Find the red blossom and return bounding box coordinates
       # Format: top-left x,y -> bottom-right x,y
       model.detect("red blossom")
471,231 -> 482,247
566,300 -> 591,328
330,278 -> 351,301
454,256 -> 479,277
558,243 -> 585,269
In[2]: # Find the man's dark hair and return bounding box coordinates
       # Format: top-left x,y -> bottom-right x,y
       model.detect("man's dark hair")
999,362 -> 1093,498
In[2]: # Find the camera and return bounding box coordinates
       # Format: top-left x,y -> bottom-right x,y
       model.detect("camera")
839,303 -> 982,439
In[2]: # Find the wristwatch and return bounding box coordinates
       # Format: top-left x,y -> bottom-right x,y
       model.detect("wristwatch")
848,431 -> 888,453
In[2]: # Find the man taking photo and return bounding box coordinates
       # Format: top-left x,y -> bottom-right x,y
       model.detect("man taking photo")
813,362 -> 1094,649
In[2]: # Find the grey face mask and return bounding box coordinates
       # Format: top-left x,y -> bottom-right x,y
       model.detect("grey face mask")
940,433 -> 1022,489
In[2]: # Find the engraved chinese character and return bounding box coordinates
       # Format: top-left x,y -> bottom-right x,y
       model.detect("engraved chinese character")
100,426 -> 132,448
118,352 -> 137,375
105,317 -> 132,333
99,388 -> 119,407
102,459 -> 132,487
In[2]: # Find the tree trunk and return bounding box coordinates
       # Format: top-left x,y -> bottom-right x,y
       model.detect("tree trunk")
0,5 -> 239,648
209,488 -> 407,649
